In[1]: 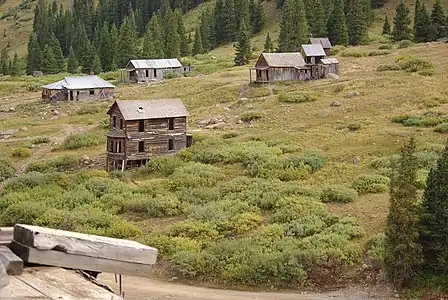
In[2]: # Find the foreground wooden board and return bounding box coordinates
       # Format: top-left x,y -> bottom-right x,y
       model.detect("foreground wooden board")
14,224 -> 157,265
10,241 -> 154,278
0,263 -> 8,290
0,267 -> 123,300
0,246 -> 23,275
0,227 -> 13,244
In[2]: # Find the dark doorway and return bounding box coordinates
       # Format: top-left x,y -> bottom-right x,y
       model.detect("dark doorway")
168,118 -> 174,130
70,91 -> 73,100
168,139 -> 174,151
138,120 -> 144,132
145,70 -> 149,77
138,141 -> 144,152
153,69 -> 157,78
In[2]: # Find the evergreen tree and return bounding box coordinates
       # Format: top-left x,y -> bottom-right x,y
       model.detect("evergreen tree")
250,0 -> 266,34
234,22 -> 251,66
118,14 -> 139,66
346,0 -> 368,45
431,0 -> 446,40
414,2 -> 434,42
82,44 -> 97,73
278,0 -> 309,52
192,25 -> 203,55
10,53 -> 21,76
235,0 -> 250,34
109,24 -> 119,70
99,22 -> 111,71
41,45 -> 58,74
73,23 -> 91,69
384,137 -> 423,288
392,0 -> 411,41
312,0 -> 327,37
92,53 -> 103,74
200,10 -> 211,51
214,0 -> 225,43
263,32 -> 274,52
163,9 -> 181,58
143,14 -> 165,58
420,144 -> 448,275
50,33 -> 65,73
0,48 -> 10,75
67,46 -> 78,73
382,16 -> 391,35
326,0 -> 348,45
26,33 -> 42,74
176,9 -> 190,57
222,0 -> 236,42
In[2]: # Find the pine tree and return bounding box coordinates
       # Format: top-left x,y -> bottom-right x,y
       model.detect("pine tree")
163,9 -> 181,58
176,9 -> 190,57
143,14 -> 165,58
420,144 -> 448,275
99,22 -> 111,71
109,24 -> 119,70
92,53 -> 103,74
73,23 -> 91,69
382,16 -> 391,35
26,33 -> 42,74
51,33 -> 65,73
326,0 -> 349,45
200,10 -> 211,51
313,0 -> 327,37
118,13 -> 139,66
392,0 -> 411,41
278,0 -> 309,52
214,0 -> 225,43
222,0 -> 236,43
10,53 -> 21,76
67,46 -> 78,73
250,0 -> 266,34
234,22 -> 251,66
414,2 -> 434,42
192,25 -> 203,55
346,0 -> 367,45
384,137 -> 423,288
0,48 -> 10,75
235,0 -> 250,35
41,44 -> 58,74
263,32 -> 274,52
431,0 -> 446,40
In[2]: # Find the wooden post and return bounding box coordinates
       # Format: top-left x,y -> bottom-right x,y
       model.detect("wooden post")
121,160 -> 125,172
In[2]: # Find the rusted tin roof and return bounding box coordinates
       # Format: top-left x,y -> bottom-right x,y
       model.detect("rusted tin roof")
301,44 -> 327,57
310,37 -> 332,49
108,99 -> 189,120
257,52 -> 306,68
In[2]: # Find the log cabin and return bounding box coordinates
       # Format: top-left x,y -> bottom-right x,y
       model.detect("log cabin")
106,99 -> 191,171
309,37 -> 333,56
122,59 -> 193,83
41,75 -> 115,101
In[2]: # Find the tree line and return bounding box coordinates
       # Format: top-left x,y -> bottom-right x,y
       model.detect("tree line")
385,137 -> 448,288
382,0 -> 447,42
25,0 -> 265,75
0,47 -> 21,76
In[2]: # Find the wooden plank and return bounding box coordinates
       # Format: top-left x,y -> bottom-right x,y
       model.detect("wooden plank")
10,241 -> 154,278
0,276 -> 49,299
13,224 -> 157,265
15,267 -> 123,300
0,263 -> 8,290
0,246 -> 23,275
0,227 -> 13,243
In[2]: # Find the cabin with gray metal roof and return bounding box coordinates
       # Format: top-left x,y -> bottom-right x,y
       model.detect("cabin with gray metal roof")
309,37 -> 332,55
105,99 -> 191,171
123,59 -> 193,83
41,75 -> 115,101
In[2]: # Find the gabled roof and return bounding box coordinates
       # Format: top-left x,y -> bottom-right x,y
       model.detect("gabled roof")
310,37 -> 332,49
257,52 -> 306,68
127,59 -> 182,70
107,99 -> 189,120
301,44 -> 327,57
321,58 -> 339,64
41,75 -> 115,90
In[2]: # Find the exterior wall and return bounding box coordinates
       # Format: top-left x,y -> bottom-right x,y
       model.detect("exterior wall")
130,67 -> 184,82
256,67 -> 311,82
328,63 -> 339,74
66,88 -> 115,101
324,48 -> 331,56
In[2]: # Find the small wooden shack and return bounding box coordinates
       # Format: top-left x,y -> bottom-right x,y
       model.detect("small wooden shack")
123,59 -> 192,83
41,75 -> 115,101
321,58 -> 340,74
106,99 -> 191,171
250,52 -> 311,83
310,37 -> 332,56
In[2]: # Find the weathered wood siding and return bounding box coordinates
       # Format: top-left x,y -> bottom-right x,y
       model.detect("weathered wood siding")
67,88 -> 114,101
256,67 -> 311,82
327,63 -> 339,74
131,68 -> 183,82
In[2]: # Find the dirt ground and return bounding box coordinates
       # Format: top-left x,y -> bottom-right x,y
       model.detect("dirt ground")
99,274 -> 397,300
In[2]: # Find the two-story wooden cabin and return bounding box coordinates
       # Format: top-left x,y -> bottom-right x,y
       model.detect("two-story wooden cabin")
106,99 -> 190,171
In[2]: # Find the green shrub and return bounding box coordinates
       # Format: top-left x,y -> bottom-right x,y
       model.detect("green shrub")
397,40 -> 412,49
347,123 -> 361,131
100,118 -> 110,129
221,132 -> 239,139
378,44 -> 393,50
3,172 -> 68,193
76,106 -> 101,115
277,92 -> 317,103
397,56 -> 433,72
143,155 -> 186,176
377,64 -> 400,71
169,162 -> 224,188
321,185 -> 358,203
329,45 -> 346,55
323,217 -> 365,239
0,159 -> 16,181
124,193 -> 181,217
434,123 -> 448,133
165,220 -> 220,245
284,215 -> 328,237
0,200 -> 48,226
284,149 -> 328,173
352,174 -> 390,194
416,169 -> 428,189
146,234 -> 201,257
419,69 -> 435,77
367,50 -> 391,56
269,197 -> 328,224
11,147 -> 32,158
230,212 -> 263,235
32,136 -> 50,144
26,155 -> 80,173
166,71 -> 183,79
61,131 -> 106,149
340,49 -> 364,57
75,169 -> 109,182
240,111 -> 262,122
364,233 -> 386,269
189,199 -> 258,223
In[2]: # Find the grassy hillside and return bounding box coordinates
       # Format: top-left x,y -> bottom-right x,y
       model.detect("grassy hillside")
0,39 -> 447,292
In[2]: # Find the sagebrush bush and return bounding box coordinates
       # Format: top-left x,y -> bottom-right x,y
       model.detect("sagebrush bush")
416,169 -> 428,189
419,69 -> 435,76
26,155 -> 80,173
0,159 -> 16,181
347,123 -> 361,131
76,106 -> 101,115
32,136 -> 50,144
0,200 -> 48,226
3,172 -> 68,193
321,185 -> 358,203
240,111 -> 262,122
352,174 -> 390,194
165,71 -> 183,79
367,50 -> 391,56
277,92 -> 317,103
377,64 -> 400,71
169,162 -> 224,188
11,147 -> 32,158
396,56 -> 433,72
61,131 -> 106,149
146,233 -> 201,257
378,44 -> 393,50
269,197 -> 328,224
397,39 -> 412,49
364,233 -> 386,269
434,123 -> 448,133
143,155 -> 186,176
329,45 -> 346,55
340,49 -> 364,57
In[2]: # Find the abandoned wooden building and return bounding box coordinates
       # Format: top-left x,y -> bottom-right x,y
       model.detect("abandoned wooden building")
41,75 -> 115,101
251,44 -> 339,83
309,37 -> 332,56
122,59 -> 193,83
106,99 -> 191,171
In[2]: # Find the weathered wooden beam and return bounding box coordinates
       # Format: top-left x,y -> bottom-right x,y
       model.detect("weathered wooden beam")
0,246 -> 23,275
0,263 -> 8,290
0,227 -> 13,244
13,224 -> 157,265
10,241 -> 154,278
